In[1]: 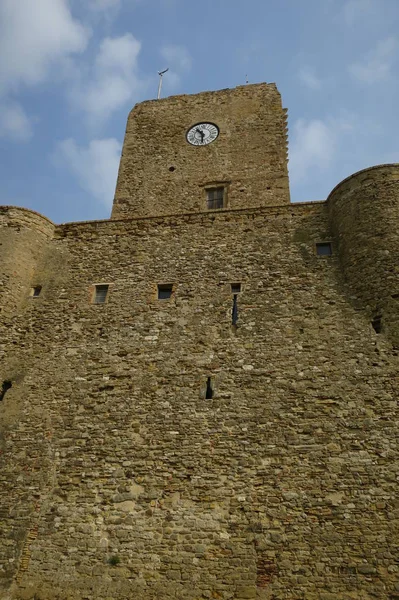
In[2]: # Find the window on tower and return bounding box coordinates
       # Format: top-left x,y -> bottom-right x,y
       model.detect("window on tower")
316,242 -> 333,256
206,187 -> 224,210
157,283 -> 174,300
93,284 -> 109,304
231,283 -> 241,294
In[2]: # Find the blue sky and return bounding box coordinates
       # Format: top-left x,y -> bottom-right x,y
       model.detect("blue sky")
0,0 -> 398,223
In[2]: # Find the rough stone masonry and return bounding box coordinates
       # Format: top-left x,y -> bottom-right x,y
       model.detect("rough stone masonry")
0,83 -> 398,600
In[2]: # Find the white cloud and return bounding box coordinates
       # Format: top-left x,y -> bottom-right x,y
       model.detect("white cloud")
0,102 -> 33,142
0,0 -> 89,142
342,0 -> 374,25
289,117 -> 353,185
349,37 -> 398,83
69,33 -> 145,128
0,0 -> 89,94
290,120 -> 335,185
55,138 -> 121,207
297,66 -> 322,91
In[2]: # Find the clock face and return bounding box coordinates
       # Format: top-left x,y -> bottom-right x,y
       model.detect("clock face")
186,123 -> 219,146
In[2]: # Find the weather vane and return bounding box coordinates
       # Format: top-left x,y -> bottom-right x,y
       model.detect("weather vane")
157,68 -> 169,99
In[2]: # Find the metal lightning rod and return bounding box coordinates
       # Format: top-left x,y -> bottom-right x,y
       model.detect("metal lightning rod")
157,68 -> 169,99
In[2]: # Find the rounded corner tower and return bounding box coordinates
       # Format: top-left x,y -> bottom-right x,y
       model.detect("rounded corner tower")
327,163 -> 399,346
0,206 -> 55,318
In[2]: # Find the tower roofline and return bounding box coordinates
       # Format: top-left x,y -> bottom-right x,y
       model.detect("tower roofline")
0,204 -> 55,225
129,81 -> 280,111
327,163 -> 399,201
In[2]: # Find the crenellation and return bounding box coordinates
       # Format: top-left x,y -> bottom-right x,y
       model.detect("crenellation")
0,83 -> 398,600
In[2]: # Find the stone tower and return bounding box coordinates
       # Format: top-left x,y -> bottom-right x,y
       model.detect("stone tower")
112,83 -> 290,218
0,83 -> 398,600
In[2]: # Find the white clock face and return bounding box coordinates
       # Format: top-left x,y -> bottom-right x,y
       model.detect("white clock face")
186,123 -> 219,146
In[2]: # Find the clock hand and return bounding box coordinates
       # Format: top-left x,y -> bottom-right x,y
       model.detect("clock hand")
196,127 -> 205,142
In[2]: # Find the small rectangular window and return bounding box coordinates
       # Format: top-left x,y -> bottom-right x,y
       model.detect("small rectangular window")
94,284 -> 109,304
316,242 -> 332,256
31,285 -> 42,297
231,283 -> 241,294
207,187 -> 224,210
158,283 -> 173,300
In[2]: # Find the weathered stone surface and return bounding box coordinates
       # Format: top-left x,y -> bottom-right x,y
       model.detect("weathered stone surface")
0,83 -> 398,600
112,83 -> 290,219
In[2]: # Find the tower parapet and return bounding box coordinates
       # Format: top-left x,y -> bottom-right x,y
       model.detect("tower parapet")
327,164 -> 399,346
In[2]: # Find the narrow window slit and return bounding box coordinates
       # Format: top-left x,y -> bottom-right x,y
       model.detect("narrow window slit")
0,380 -> 12,402
372,315 -> 382,334
205,377 -> 213,400
232,294 -> 238,326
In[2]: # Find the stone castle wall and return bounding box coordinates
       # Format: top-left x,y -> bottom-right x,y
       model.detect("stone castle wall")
0,80 -> 398,599
112,84 -> 290,219
0,179 -> 398,599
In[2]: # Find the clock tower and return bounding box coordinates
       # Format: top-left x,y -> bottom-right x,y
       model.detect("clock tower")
111,82 -> 290,219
